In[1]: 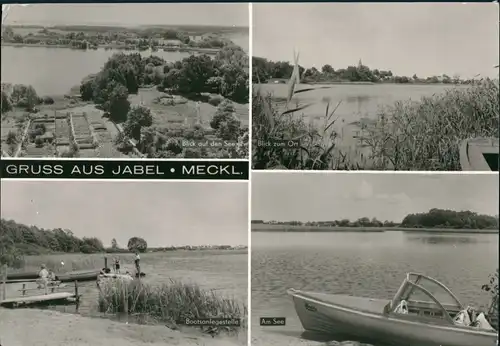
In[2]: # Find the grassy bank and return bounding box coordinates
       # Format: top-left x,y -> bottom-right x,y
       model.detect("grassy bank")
252,56 -> 499,170
251,224 -> 499,234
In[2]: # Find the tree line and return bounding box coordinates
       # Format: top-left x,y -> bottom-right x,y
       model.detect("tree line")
252,209 -> 499,230
0,218 -> 148,267
2,26 -> 232,51
253,57 -> 472,85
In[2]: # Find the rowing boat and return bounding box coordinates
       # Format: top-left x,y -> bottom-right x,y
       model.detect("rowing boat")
288,273 -> 498,346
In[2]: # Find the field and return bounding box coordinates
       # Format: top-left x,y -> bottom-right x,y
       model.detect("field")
253,79 -> 499,170
251,223 -> 499,234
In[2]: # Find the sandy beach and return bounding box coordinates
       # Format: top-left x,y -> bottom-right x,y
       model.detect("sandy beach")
251,333 -> 370,346
0,308 -> 246,346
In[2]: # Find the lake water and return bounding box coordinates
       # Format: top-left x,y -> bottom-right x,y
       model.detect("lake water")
251,231 -> 498,346
1,34 -> 249,97
7,250 -> 247,319
256,83 -> 471,155
1,46 -> 192,96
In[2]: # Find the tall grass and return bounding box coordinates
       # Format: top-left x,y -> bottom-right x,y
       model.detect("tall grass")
252,51 -> 358,170
354,79 -> 499,170
97,279 -> 246,333
253,53 -> 499,170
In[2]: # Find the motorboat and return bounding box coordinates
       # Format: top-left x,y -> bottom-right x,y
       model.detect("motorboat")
288,273 -> 498,346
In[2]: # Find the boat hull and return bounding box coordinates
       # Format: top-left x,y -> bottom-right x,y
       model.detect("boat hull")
6,271 -> 39,280
57,270 -> 100,282
290,290 -> 497,346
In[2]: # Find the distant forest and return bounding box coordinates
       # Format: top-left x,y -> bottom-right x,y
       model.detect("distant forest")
252,209 -> 499,230
253,57 -> 474,85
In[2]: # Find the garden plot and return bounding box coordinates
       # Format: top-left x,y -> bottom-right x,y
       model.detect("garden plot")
71,113 -> 94,148
54,113 -> 71,153
23,115 -> 56,157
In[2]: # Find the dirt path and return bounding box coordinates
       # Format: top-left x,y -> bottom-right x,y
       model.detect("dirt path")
0,308 -> 245,346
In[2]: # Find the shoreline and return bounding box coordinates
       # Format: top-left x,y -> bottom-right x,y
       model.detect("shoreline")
0,308 -> 245,346
251,225 -> 499,234
1,42 -> 223,54
261,81 -> 469,87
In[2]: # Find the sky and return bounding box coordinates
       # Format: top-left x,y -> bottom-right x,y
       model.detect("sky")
252,173 -> 499,223
2,3 -> 249,27
253,3 -> 499,79
1,181 -> 248,247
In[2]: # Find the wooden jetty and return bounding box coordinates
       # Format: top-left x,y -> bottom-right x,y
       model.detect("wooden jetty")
0,292 -> 77,308
0,264 -> 80,309
460,137 -> 499,171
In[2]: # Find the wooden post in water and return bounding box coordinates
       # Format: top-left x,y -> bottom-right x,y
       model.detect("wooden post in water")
123,283 -> 128,317
104,257 -> 108,270
22,283 -> 26,296
2,264 -> 7,301
74,280 -> 80,312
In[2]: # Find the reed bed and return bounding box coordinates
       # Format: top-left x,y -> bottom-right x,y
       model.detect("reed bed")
252,52 -> 499,170
97,279 -> 246,333
354,79 -> 499,170
252,52 -> 357,170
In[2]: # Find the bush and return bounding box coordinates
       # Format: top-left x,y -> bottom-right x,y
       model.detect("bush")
210,100 -> 236,130
42,96 -> 55,105
6,131 -> 17,145
34,137 -> 44,147
1,91 -> 12,113
208,95 -> 224,107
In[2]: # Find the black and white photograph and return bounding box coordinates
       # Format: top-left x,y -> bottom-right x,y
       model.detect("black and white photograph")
1,3 -> 249,159
252,3 -> 499,171
251,172 -> 499,346
0,180 -> 248,346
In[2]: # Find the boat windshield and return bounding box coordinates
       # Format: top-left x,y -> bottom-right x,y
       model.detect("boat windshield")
390,273 -> 464,322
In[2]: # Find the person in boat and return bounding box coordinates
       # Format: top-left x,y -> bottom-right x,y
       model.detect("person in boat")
134,252 -> 141,274
114,258 -> 121,273
36,264 -> 49,290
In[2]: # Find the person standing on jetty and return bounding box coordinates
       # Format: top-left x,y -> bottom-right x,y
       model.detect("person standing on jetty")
37,264 -> 49,293
114,257 -> 121,273
134,252 -> 141,275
